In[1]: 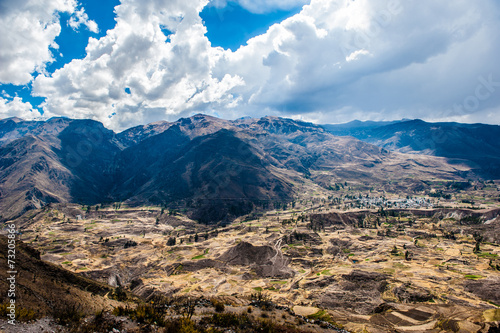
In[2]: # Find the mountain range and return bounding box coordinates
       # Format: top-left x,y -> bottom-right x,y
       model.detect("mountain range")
323,119 -> 500,179
0,115 -> 497,222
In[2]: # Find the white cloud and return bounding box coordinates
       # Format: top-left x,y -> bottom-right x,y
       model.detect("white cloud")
26,0 -> 500,128
0,0 -> 97,85
69,7 -> 99,33
34,0 -> 244,130
213,0 -> 500,123
0,97 -> 41,119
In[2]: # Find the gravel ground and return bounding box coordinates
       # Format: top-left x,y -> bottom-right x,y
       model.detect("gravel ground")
0,318 -> 66,333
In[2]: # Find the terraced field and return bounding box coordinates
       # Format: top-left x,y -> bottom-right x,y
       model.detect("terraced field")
10,202 -> 500,332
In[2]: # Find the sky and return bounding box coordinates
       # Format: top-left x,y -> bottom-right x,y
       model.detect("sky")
1,0 -> 499,131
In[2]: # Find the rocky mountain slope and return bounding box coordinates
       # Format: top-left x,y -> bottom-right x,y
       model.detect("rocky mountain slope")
0,235 -> 125,319
0,115 -> 479,222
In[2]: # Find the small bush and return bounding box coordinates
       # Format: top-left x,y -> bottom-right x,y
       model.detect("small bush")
167,237 -> 176,246
52,302 -> 84,326
124,240 -> 137,248
0,303 -> 39,322
163,317 -> 202,333
112,305 -> 131,317
249,291 -> 274,311
113,302 -> 167,327
133,304 -> 166,326
201,313 -> 251,329
16,307 -> 38,322
211,299 -> 225,313
110,286 -> 128,301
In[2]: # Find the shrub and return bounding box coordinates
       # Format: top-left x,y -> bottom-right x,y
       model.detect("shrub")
133,304 -> 166,326
163,317 -> 202,333
249,291 -> 274,310
211,299 -> 225,313
201,313 -> 251,329
167,237 -> 176,246
113,301 -> 168,327
110,286 -> 128,301
51,302 -> 84,326
124,240 -> 138,248
0,303 -> 39,322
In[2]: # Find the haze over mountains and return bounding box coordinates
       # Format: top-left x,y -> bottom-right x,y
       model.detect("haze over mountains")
0,115 -> 497,222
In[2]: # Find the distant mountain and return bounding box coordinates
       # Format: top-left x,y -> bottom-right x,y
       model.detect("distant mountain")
322,120 -> 401,135
323,119 -> 500,178
0,115 -> 480,222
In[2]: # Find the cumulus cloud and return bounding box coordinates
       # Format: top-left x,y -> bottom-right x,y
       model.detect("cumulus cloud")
69,7 -> 99,33
0,0 -> 97,85
34,0 -> 244,130
26,0 -> 500,128
216,0 -> 500,123
0,97 -> 40,119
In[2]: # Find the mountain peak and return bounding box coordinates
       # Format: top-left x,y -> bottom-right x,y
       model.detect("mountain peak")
1,116 -> 24,123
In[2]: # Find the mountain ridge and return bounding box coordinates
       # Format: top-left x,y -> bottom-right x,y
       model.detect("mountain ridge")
0,115 -> 488,222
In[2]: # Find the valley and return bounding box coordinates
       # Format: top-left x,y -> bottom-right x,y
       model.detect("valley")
8,185 -> 500,332
1,115 -> 499,332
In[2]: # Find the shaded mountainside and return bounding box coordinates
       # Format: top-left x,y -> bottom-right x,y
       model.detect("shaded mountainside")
323,119 -> 500,178
0,115 -> 485,222
116,127 -> 293,223
54,119 -> 122,203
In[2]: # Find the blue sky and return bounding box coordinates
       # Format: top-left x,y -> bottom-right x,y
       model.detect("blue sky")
46,0 -> 120,72
1,0 -> 500,130
200,3 -> 303,51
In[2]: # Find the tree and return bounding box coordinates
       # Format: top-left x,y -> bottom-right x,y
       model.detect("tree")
473,232 -> 483,254
167,237 -> 176,246
358,216 -> 364,228
173,297 -> 197,320
473,241 -> 481,254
